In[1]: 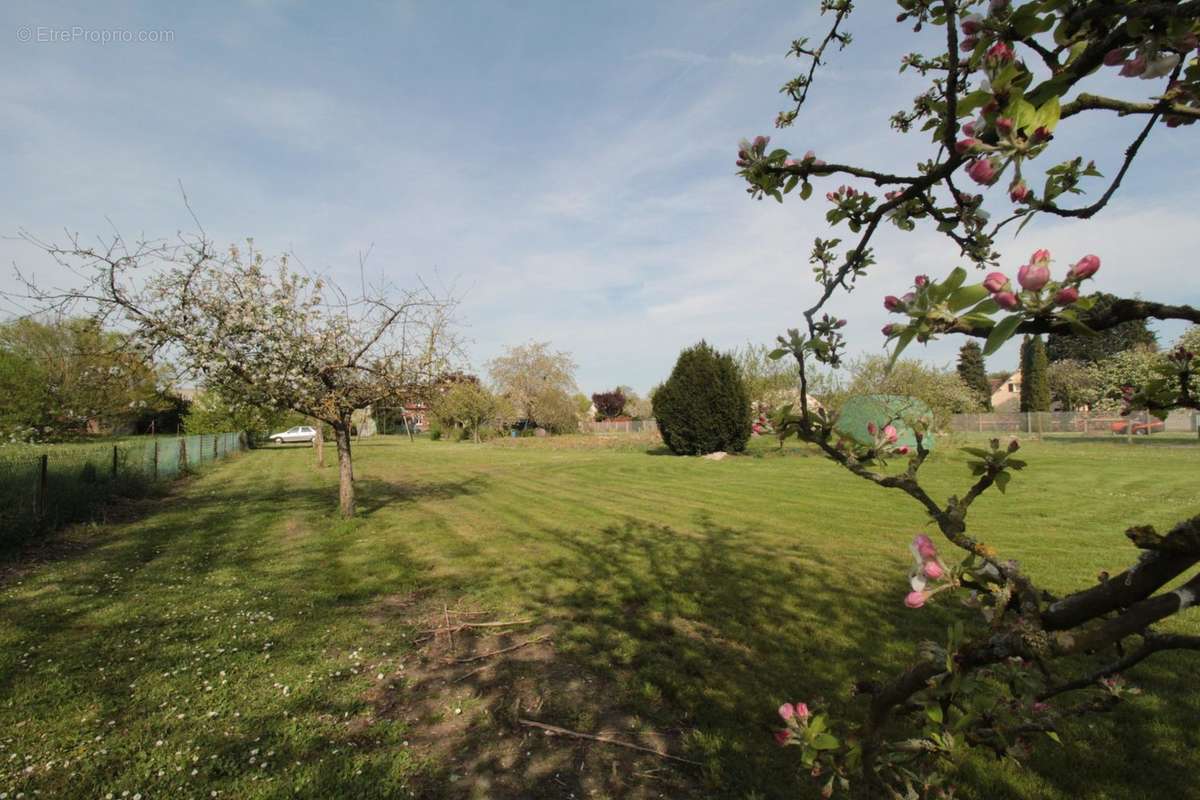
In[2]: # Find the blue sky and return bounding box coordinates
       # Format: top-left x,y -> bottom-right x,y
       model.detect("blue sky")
3,1 -> 1197,394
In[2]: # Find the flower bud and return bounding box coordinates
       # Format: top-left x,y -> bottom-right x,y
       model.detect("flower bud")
881,323 -> 898,337
961,14 -> 984,35
966,157 -> 1000,185
1009,181 -> 1030,203
867,421 -> 878,435
914,274 -> 929,287
904,591 -> 928,609
986,41 -> 1014,63
774,729 -> 792,745
883,295 -> 903,311
1017,263 -> 1050,292
960,36 -> 979,52
753,135 -> 770,150
955,137 -> 980,155
1069,254 -> 1100,280
778,703 -> 795,721
1054,286 -> 1079,305
994,291 -> 1021,310
983,272 -> 1010,294
1120,54 -> 1147,77
794,702 -> 811,720
1007,438 -> 1020,453
1103,48 -> 1129,66
1029,248 -> 1051,267
923,561 -> 944,580
883,425 -> 898,444
996,117 -> 1014,135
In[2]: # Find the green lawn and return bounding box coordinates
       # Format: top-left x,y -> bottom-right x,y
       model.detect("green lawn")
1,434 -> 1198,799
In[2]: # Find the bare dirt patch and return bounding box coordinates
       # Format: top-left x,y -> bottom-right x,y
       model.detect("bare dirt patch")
364,597 -> 700,799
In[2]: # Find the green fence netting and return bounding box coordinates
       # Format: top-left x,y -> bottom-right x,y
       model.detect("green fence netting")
0,432 -> 246,549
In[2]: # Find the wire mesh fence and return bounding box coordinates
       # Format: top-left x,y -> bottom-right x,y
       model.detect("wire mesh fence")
0,432 -> 246,549
949,410 -> 1199,436
581,419 -> 659,434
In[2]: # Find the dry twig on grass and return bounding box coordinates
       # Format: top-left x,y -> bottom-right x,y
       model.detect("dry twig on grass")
449,635 -> 551,664
517,718 -> 701,766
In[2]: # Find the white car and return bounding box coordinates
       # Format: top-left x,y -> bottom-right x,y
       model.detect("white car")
269,425 -> 317,444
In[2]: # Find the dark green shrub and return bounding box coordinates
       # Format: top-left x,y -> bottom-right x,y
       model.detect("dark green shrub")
652,341 -> 751,455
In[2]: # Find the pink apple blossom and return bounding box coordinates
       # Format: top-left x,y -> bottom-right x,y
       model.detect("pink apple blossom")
983,272 -> 1009,293
1069,254 -> 1100,280
995,117 -> 1014,135
774,729 -> 792,745
1103,48 -> 1129,66
794,702 -> 811,720
986,41 -> 1014,62
955,137 -> 980,155
923,561 -> 944,580
961,14 -> 984,35
883,425 -> 898,444
905,591 -> 929,609
1009,181 -> 1030,203
1120,54 -> 1147,77
1029,248 -> 1051,267
1017,262 -> 1050,292
994,291 -> 1021,310
1054,286 -> 1080,305
778,702 -> 795,721
966,157 -> 1000,185
867,421 -> 878,435
884,295 -> 903,311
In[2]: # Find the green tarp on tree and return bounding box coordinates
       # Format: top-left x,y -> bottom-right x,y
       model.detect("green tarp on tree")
833,394 -> 936,450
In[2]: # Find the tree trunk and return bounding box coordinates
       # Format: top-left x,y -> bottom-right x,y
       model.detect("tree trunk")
334,421 -> 355,517
314,424 -> 325,468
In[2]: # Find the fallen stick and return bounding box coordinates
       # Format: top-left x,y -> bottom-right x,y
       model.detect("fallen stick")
517,718 -> 701,766
450,635 -> 551,664
421,619 -> 533,635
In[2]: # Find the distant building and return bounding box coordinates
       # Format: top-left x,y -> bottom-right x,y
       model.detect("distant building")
989,370 -> 1021,411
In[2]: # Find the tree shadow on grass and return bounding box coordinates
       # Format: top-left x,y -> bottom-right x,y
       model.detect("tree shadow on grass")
386,515 -> 947,798
394,516 -> 1200,800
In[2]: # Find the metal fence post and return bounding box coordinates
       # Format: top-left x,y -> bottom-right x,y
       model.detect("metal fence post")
111,445 -> 119,478
34,454 -> 48,522
179,438 -> 188,474
213,435 -> 218,461
153,437 -> 159,480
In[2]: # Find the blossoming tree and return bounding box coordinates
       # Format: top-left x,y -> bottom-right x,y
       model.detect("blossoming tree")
15,228 -> 459,517
736,1 -> 1200,796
